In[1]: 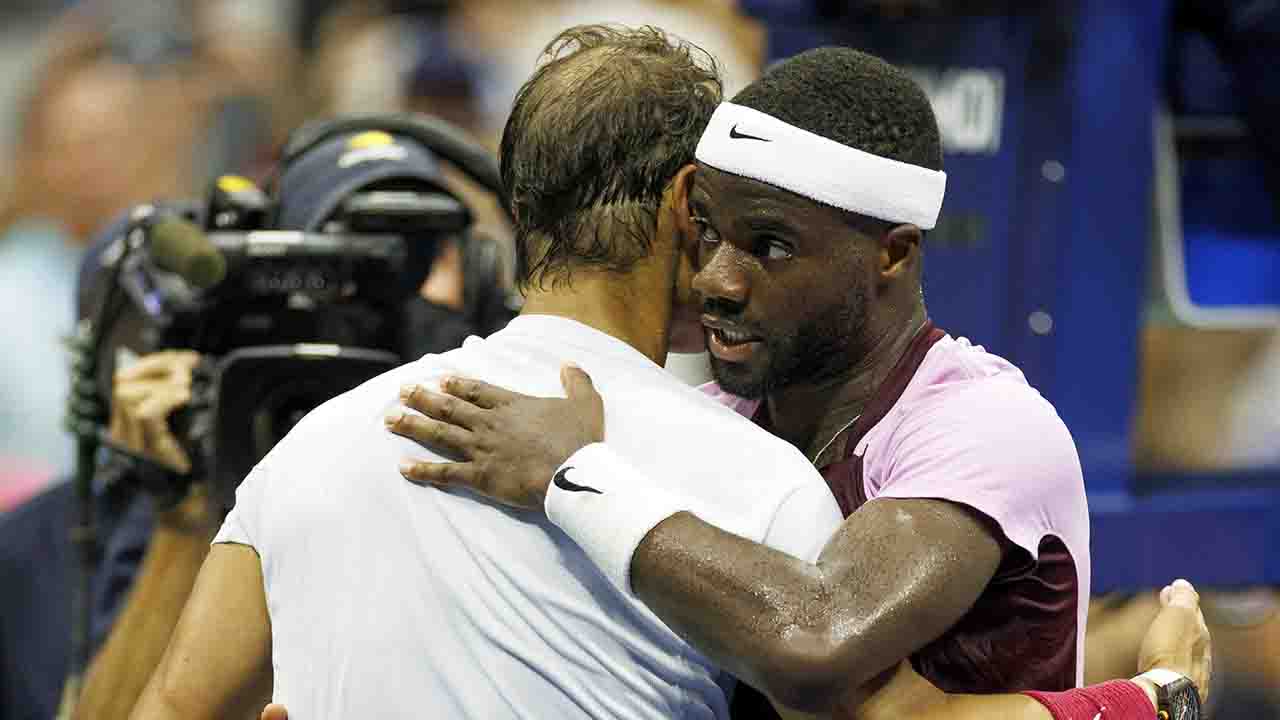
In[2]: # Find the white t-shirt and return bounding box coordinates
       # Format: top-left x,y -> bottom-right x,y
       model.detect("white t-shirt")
214,314 -> 841,719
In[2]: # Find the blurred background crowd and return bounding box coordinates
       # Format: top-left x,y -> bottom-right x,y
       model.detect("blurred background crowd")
0,0 -> 1275,718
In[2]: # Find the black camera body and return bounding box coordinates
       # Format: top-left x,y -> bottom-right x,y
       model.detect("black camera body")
140,226 -> 428,510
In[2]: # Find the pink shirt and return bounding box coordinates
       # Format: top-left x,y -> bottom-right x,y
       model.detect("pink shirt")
704,323 -> 1090,694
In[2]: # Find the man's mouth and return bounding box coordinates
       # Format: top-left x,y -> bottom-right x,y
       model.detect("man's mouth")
703,317 -> 763,363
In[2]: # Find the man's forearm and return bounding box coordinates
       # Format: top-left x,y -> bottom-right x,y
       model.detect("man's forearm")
848,661 -> 1046,720
75,515 -> 214,719
631,498 -> 1001,713
929,694 -> 1055,720
633,513 -> 836,709
852,662 -> 1159,720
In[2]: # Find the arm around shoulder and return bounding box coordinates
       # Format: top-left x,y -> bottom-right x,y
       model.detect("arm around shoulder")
633,494 -> 1002,713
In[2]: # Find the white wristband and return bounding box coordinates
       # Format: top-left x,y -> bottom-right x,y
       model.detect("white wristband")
544,443 -> 689,594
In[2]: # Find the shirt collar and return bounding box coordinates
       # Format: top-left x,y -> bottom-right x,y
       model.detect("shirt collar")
497,313 -> 664,373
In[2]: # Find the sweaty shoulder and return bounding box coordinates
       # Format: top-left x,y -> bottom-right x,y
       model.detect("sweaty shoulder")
861,335 -> 1088,562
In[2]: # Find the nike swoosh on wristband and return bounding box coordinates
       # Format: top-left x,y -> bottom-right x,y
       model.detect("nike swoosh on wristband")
729,124 -> 771,142
553,466 -> 602,494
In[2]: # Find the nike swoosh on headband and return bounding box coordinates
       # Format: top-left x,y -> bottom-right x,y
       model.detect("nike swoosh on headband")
729,123 -> 771,142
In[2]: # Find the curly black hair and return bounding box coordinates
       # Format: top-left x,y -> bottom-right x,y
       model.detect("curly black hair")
725,47 -> 943,237
733,47 -> 943,173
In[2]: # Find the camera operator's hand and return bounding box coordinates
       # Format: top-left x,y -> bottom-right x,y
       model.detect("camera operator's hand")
109,349 -> 201,474
77,350 -> 220,720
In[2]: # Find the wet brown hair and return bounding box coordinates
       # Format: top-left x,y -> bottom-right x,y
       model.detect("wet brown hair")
500,24 -> 722,290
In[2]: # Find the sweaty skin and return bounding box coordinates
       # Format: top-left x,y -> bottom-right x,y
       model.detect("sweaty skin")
632,501 -> 1001,712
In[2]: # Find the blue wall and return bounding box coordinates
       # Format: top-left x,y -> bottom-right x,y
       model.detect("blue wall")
741,0 -> 1279,589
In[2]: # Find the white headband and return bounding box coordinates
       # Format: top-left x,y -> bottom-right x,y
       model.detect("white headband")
694,102 -> 946,230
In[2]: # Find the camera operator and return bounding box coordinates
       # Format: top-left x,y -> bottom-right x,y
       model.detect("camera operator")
74,144 -> 512,712
10,119 -> 513,720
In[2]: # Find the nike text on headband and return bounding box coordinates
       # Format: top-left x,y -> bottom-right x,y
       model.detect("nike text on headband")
694,102 -> 947,230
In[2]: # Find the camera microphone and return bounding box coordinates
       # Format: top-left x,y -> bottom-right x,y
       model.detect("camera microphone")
149,216 -> 227,289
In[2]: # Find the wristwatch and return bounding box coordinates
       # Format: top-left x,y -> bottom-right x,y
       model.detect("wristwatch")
1134,669 -> 1202,720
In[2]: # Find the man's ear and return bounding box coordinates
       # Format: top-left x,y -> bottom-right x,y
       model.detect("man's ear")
670,163 -> 698,242
880,224 -> 923,281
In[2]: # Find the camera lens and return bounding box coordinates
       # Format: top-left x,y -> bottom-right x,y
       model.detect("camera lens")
250,381 -> 334,458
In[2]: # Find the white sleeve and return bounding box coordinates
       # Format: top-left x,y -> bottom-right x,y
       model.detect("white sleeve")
761,481 -> 843,562
212,461 -> 272,549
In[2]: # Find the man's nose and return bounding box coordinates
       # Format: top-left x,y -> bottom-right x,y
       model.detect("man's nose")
693,243 -> 751,308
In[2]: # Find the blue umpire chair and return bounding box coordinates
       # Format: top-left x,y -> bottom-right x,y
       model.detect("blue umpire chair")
740,0 -> 1280,590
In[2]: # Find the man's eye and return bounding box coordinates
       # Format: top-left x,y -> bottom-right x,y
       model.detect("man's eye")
753,236 -> 793,260
691,215 -> 720,245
